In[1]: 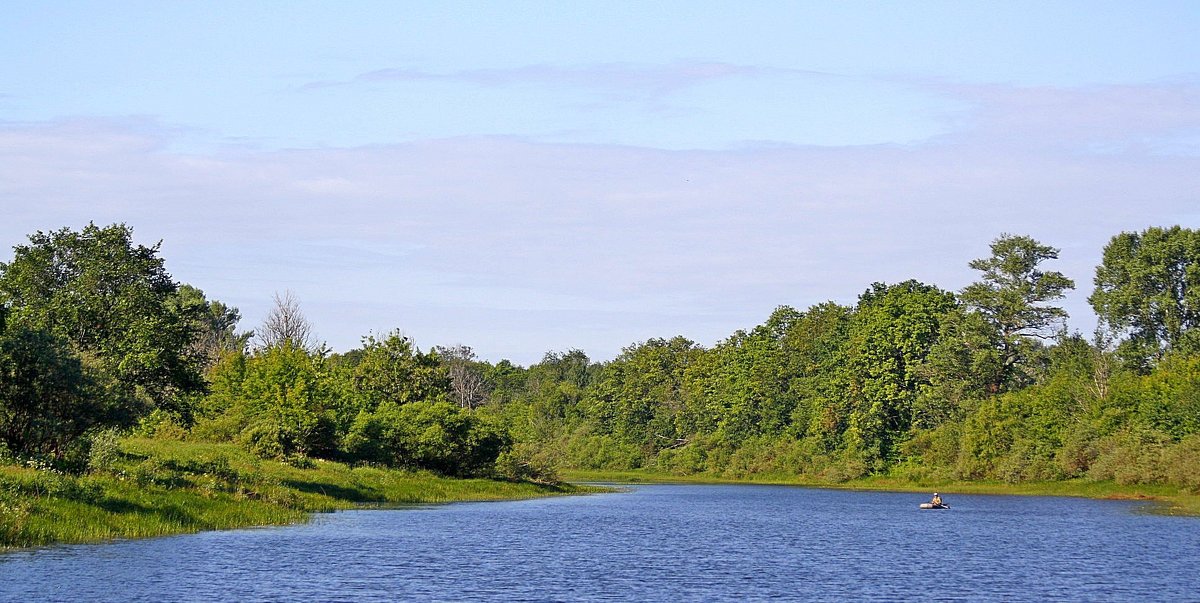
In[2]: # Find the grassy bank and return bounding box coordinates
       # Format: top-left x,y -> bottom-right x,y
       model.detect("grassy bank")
561,469 -> 1200,516
0,438 -> 604,550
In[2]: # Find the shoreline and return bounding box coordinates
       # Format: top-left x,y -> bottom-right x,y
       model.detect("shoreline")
0,438 -> 606,551
560,469 -> 1200,516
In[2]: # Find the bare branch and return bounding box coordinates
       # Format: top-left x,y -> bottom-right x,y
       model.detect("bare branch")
256,290 -> 314,351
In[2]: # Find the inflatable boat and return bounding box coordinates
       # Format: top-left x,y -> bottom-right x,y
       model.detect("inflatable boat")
919,503 -> 950,509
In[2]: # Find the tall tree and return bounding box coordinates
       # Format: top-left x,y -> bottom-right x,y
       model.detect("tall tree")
0,223 -> 204,412
256,290 -> 314,351
960,234 -> 1074,391
1090,226 -> 1200,366
436,344 -> 488,410
842,280 -> 957,468
587,336 -> 702,450
173,284 -> 251,370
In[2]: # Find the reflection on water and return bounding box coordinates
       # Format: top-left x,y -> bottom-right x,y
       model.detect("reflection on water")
3,484 -> 1198,602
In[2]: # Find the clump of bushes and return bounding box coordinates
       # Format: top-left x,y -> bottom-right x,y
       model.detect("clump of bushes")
344,400 -> 509,477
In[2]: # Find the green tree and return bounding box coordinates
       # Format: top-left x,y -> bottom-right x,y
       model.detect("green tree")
0,223 -> 204,416
961,234 -> 1075,391
0,321 -> 100,457
173,284 -> 251,368
780,302 -> 853,450
1090,226 -> 1200,367
586,336 -> 702,451
350,331 -> 449,409
233,341 -> 336,459
841,281 -> 957,469
915,308 -> 1003,427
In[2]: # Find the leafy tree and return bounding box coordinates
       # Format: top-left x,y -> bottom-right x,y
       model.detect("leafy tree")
841,281 -> 957,469
194,341 -> 336,458
0,322 -> 100,457
689,322 -> 792,444
351,331 -> 449,409
1090,226 -> 1200,367
961,234 -> 1075,391
520,350 -> 598,440
779,302 -> 853,449
915,308 -> 1003,426
173,284 -> 252,368
0,223 -> 204,414
482,359 -> 527,406
586,336 -> 702,450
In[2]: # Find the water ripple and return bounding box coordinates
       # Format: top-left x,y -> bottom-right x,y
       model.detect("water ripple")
3,485 -> 1199,602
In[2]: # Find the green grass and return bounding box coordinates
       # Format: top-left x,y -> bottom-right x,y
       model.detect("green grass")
0,438 -> 605,550
561,468 -> 1200,516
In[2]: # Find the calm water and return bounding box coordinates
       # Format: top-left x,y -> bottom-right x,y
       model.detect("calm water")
3,484 -> 1199,602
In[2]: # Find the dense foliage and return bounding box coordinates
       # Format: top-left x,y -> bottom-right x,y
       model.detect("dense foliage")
1,225 -> 1198,493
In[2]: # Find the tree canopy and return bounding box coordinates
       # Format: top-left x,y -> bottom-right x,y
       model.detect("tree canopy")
1091,226 -> 1200,366
0,223 -> 204,416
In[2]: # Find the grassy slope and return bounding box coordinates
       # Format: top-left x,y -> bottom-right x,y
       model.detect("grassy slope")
0,438 -> 603,549
561,469 -> 1200,516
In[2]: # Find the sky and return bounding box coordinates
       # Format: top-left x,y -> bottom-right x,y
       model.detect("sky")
2,1 -> 1199,365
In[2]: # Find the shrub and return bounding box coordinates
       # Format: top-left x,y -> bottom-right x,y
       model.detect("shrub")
1088,430 -> 1170,485
495,443 -> 560,485
344,401 -> 510,477
1162,435 -> 1200,493
562,434 -> 642,470
134,410 -> 187,440
87,428 -> 125,474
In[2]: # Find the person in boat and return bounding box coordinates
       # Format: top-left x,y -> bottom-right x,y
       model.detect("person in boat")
930,493 -> 943,507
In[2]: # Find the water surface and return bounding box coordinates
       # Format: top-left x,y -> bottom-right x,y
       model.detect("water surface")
3,484 -> 1197,601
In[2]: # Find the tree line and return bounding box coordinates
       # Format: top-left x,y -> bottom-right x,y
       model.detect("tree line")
1,223 -> 1198,490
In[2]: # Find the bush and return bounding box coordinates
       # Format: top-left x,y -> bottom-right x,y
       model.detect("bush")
562,434 -> 642,470
1088,430 -> 1170,485
134,410 -> 187,440
87,428 -> 125,474
994,439 -> 1061,483
495,443 -> 560,485
656,444 -> 707,475
239,405 -> 333,461
1057,423 -> 1100,477
1162,435 -> 1200,493
344,401 -> 510,477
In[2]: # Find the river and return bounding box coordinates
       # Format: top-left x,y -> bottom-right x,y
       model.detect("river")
3,484 -> 1198,601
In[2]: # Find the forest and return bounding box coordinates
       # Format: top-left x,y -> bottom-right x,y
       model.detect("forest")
1,223 -> 1198,492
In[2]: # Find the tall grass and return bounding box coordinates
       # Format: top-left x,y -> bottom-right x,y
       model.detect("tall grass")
1,438 -> 602,550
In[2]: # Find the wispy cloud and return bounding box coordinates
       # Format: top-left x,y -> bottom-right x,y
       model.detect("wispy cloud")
928,81 -> 1200,152
302,60 -> 800,97
3,80 -> 1198,363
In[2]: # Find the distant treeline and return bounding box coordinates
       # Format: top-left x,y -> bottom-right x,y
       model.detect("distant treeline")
1,223 -> 1198,490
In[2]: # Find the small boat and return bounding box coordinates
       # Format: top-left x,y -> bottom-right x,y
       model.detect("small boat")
919,502 -> 950,510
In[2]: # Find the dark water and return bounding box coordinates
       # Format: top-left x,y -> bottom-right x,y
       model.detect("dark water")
3,484 -> 1199,602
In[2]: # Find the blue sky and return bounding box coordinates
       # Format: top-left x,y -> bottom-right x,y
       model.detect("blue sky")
2,2 -> 1199,364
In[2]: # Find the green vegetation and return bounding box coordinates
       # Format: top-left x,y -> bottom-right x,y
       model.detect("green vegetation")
561,469 -> 1200,516
2,223 -> 1200,550
488,230 -> 1200,509
1,436 -> 595,549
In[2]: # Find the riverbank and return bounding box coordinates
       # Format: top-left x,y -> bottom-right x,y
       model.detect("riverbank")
0,438 -> 603,550
561,469 -> 1200,516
